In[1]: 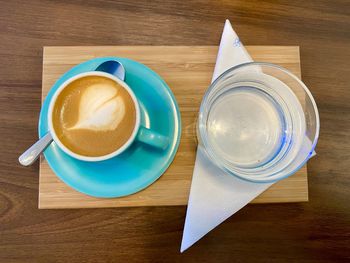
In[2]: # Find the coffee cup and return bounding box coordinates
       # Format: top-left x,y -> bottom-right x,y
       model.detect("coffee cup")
48,70 -> 169,162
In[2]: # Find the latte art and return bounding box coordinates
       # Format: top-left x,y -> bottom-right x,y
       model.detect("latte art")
52,75 -> 137,157
68,84 -> 126,131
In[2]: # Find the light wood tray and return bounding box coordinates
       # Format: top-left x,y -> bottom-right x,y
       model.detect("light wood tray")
39,46 -> 308,209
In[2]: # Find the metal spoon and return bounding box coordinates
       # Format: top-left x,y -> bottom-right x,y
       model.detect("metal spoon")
19,60 -> 126,166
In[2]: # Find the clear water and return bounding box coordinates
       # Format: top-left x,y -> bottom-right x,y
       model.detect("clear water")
207,86 -> 286,168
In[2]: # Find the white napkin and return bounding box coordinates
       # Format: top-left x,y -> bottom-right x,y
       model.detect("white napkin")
181,19 -> 316,252
180,20 -> 274,252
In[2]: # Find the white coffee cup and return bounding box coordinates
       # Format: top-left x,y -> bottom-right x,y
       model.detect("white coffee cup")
48,71 -> 169,162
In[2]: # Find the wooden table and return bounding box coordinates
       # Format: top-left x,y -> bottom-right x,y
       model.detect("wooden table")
1,0 -> 349,262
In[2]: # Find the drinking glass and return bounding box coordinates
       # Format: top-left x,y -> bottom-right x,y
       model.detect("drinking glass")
198,62 -> 319,183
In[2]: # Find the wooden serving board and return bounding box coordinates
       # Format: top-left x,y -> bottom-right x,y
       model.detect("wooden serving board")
39,46 -> 308,209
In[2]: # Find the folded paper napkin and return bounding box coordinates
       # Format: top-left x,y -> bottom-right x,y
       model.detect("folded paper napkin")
181,19 -> 315,252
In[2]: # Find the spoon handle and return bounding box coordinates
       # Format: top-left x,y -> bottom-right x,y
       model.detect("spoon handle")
19,132 -> 53,166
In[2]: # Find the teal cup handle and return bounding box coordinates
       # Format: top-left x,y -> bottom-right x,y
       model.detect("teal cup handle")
137,126 -> 169,150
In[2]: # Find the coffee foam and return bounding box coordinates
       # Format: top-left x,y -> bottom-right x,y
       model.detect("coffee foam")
53,75 -> 137,157
68,84 -> 126,131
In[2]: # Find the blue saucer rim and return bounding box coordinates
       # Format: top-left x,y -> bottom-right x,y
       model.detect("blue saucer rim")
38,57 -> 181,198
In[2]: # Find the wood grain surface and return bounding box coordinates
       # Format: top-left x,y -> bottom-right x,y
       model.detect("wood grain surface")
39,45 -> 308,209
1,0 -> 349,262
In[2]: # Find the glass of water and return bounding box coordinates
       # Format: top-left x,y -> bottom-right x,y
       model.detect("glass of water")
198,62 -> 319,183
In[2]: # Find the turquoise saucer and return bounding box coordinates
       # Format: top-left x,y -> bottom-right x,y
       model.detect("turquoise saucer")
39,57 -> 181,198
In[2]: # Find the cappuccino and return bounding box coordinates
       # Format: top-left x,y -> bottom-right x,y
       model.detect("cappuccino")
52,76 -> 136,157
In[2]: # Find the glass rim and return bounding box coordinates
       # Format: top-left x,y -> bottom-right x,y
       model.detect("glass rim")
198,62 -> 320,183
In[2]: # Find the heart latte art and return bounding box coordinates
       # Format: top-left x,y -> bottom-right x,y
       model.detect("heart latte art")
68,84 -> 126,131
52,76 -> 137,157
